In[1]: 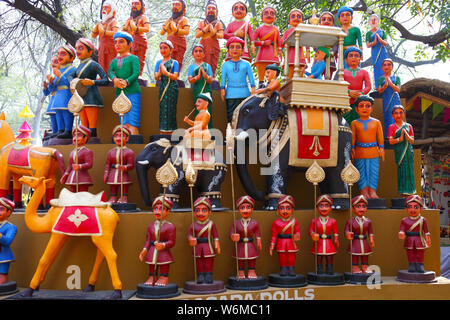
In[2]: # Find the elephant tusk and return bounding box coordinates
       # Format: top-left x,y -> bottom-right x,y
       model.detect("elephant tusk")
235,131 -> 249,141
137,160 -> 149,165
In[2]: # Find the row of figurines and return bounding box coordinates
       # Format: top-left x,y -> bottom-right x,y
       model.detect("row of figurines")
42,1 -> 396,142
0,192 -> 431,298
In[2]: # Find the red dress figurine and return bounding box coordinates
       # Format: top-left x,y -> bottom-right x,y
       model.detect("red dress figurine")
309,195 -> 339,274
269,195 -> 300,276
398,195 -> 431,273
104,125 -> 135,203
139,196 -> 176,287
188,197 -> 221,284
223,1 -> 255,63
281,9 -> 310,79
60,125 -> 93,192
253,6 -> 282,87
230,195 -> 262,279
345,195 -> 375,274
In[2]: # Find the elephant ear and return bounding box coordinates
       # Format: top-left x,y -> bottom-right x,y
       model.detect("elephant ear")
267,92 -> 281,121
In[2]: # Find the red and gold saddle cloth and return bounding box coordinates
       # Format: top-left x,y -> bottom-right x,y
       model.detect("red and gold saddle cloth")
52,206 -> 102,236
7,144 -> 31,169
288,108 -> 338,167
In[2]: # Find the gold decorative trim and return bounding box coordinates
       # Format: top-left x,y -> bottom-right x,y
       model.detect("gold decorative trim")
301,108 -> 329,136
288,108 -> 338,167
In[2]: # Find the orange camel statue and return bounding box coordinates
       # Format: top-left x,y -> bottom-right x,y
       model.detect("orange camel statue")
0,113 -> 65,207
18,175 -> 123,299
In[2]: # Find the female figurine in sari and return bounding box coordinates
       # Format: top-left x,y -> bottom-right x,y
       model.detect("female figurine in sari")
376,58 -> 401,139
388,105 -> 416,196
154,40 -> 180,135
366,14 -> 389,85
187,44 -> 213,128
337,6 -> 362,69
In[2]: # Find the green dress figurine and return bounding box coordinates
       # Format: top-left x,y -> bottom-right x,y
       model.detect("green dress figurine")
154,40 -> 180,134
388,105 -> 416,196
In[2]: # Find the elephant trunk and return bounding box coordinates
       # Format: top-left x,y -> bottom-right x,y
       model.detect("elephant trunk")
135,160 -> 153,207
235,163 -> 264,202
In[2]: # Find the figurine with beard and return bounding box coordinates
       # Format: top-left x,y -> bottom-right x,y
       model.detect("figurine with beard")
122,0 -> 150,75
92,0 -> 119,73
194,0 -> 224,75
160,0 -> 190,71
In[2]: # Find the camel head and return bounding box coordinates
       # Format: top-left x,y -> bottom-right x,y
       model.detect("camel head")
19,176 -> 52,190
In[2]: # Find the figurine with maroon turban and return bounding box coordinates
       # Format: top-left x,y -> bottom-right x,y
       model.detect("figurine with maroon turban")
137,196 -> 180,299
397,195 -> 436,283
345,195 -> 375,270
307,195 -> 344,285
184,197 -> 225,294
104,125 -> 135,203
60,125 -> 94,192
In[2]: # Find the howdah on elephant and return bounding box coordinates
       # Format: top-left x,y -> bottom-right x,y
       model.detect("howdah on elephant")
232,93 -> 352,210
135,135 -> 227,210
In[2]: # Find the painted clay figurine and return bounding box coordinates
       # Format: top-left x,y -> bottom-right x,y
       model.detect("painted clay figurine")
255,64 -> 280,96
319,11 -> 338,79
187,44 -> 213,128
366,14 -> 389,85
187,197 -> 221,284
223,1 -> 255,63
92,0 -> 119,74
139,196 -> 176,286
104,125 -> 135,203
305,47 -> 329,79
71,38 -> 109,138
376,58 -> 401,139
388,105 -> 416,196
108,31 -> 141,135
337,6 -> 362,69
0,198 -> 17,287
154,40 -> 180,135
253,6 -> 282,88
282,9 -> 310,79
309,194 -> 339,274
269,195 -> 300,276
351,95 -> 385,199
42,55 -> 59,140
160,0 -> 190,71
51,45 -> 76,139
195,0 -> 224,76
184,92 -> 212,140
230,195 -> 262,279
345,195 -> 375,273
122,0 -> 150,75
398,195 -> 431,273
342,47 -> 372,125
220,37 -> 256,123
60,125 -> 94,192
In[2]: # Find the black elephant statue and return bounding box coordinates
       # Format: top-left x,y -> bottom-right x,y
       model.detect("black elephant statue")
232,93 -> 352,210
135,135 -> 227,210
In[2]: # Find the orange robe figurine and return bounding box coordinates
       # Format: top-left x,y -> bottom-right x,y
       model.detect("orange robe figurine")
195,0 -> 224,76
160,0 -> 190,71
184,92 -> 212,141
92,0 -> 119,73
122,0 -> 150,75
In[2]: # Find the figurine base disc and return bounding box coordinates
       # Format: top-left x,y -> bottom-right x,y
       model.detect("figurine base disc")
136,283 -> 180,299
0,281 -> 19,296
268,273 -> 308,288
45,137 -> 72,146
367,198 -> 387,209
7,289 -> 136,300
110,202 -> 140,213
391,198 -> 406,209
396,270 -> 437,283
344,272 -> 382,284
226,276 -> 268,291
307,272 -> 345,286
182,280 -> 226,294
